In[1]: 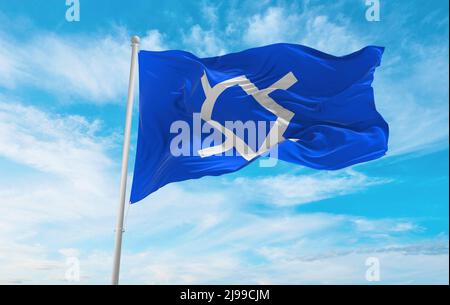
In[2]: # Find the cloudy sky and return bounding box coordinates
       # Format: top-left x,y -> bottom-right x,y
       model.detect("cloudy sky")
0,0 -> 448,284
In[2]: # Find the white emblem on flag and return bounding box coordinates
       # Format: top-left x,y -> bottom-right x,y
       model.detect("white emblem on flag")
198,71 -> 298,161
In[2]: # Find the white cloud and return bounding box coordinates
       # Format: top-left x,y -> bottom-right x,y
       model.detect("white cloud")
0,37 -> 26,89
0,98 -> 119,227
232,170 -> 389,206
380,96 -> 449,156
352,218 -> 422,234
0,29 -> 167,103
183,24 -> 227,57
375,45 -> 449,156
76,244 -> 447,284
201,3 -> 219,25
244,7 -> 301,46
243,6 -> 365,55
252,248 -> 448,284
0,100 -> 113,193
299,15 -> 364,55
0,242 -> 64,284
0,99 -> 118,284
140,30 -> 166,51
69,190 -> 448,284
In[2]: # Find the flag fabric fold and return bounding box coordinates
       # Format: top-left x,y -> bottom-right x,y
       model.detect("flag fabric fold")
130,43 -> 389,204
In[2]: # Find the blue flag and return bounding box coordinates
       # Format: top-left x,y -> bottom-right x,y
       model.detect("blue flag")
130,43 -> 389,203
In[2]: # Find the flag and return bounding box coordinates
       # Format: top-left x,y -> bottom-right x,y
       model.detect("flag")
130,43 -> 389,204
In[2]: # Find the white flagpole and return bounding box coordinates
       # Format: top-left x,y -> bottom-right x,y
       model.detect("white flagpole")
112,35 -> 140,285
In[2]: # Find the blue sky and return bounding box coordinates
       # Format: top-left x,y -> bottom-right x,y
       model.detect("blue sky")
0,0 -> 448,284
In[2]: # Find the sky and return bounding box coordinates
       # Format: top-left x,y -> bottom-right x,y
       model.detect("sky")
0,0 -> 448,284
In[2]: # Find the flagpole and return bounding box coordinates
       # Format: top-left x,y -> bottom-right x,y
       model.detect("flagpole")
112,35 -> 140,285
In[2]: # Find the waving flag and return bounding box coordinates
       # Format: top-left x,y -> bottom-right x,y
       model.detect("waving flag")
130,43 -> 389,203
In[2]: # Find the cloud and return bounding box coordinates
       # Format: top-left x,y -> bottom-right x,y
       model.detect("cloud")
0,29 -> 167,103
244,7 -> 301,46
0,242 -> 64,284
252,247 -> 448,284
352,218 -> 422,235
0,37 -> 25,89
299,15 -> 364,55
380,96 -> 449,156
62,186 -> 448,284
0,98 -> 120,228
232,170 -> 389,206
242,6 -> 365,55
0,99 -> 118,283
182,24 -> 227,57
76,243 -> 447,284
140,30 -> 167,52
91,180 -> 445,285
201,2 -> 219,25
0,100 -> 114,192
376,45 -> 449,156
